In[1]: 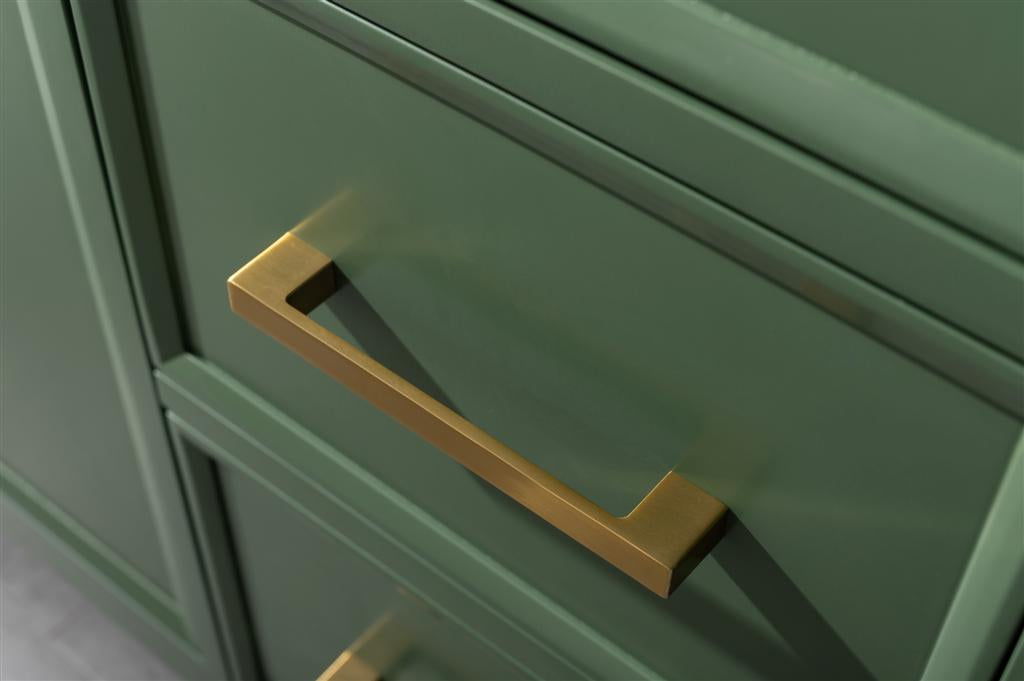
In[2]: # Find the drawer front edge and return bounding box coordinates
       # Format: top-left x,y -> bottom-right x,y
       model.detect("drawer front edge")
154,353 -> 650,681
923,431 -> 1024,680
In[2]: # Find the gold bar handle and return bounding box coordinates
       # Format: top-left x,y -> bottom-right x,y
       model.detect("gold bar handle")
228,232 -> 727,597
317,615 -> 408,681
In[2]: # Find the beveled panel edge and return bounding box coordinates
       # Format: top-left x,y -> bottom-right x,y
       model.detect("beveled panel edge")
333,0 -> 1024,361
922,429 -> 1024,680
163,423 -> 262,681
155,353 -> 660,681
14,2 -> 230,678
256,0 -> 1023,419
0,462 -> 186,642
503,0 -> 1024,257
0,494 -> 207,680
67,0 -> 188,366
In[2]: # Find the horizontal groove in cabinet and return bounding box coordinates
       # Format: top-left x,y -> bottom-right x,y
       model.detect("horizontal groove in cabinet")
328,0 -> 1024,364
154,353 -> 650,681
501,0 -> 1024,258
256,0 -> 1022,417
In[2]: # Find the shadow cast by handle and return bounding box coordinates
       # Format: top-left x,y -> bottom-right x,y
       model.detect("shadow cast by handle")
323,275 -> 458,413
320,276 -> 872,679
711,516 -> 874,680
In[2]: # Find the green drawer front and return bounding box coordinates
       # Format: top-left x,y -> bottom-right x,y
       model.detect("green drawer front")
127,1 -> 1021,679
704,0 -> 1024,152
335,0 -> 1024,360
167,417 -> 527,681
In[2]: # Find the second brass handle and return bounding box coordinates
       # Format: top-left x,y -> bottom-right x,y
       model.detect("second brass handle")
317,615 -> 408,681
228,232 -> 727,597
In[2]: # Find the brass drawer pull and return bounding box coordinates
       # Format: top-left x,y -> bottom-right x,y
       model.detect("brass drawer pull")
317,616 -> 408,681
228,232 -> 727,596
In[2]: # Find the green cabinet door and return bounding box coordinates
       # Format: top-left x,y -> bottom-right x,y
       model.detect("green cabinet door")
0,0 -> 169,591
0,2 -> 226,677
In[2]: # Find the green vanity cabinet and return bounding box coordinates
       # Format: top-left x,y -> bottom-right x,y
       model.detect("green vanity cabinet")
0,1 -> 226,678
2,0 -> 1022,680
123,0 -> 1023,678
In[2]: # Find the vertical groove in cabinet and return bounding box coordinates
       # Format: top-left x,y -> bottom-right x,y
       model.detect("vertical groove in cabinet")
7,2 -> 230,676
67,0 -> 190,365
166,425 -> 264,681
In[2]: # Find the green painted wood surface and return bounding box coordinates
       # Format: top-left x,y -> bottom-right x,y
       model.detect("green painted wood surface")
160,353 -> 1024,681
339,0 -> 1024,364
159,363 -> 595,681
923,432 -> 1024,680
206,442 -> 525,681
128,1 -> 1023,678
0,0 -> 169,593
119,0 -> 1021,416
0,463 -> 183,642
165,426 -> 261,681
505,0 -> 1024,259
705,0 -> 1024,152
219,455 -> 396,681
67,0 -> 186,366
1,3 -> 230,678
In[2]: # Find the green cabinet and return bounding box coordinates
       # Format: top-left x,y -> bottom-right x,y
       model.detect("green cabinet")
2,0 -> 1022,680
0,2 -> 224,678
122,0 -> 1023,677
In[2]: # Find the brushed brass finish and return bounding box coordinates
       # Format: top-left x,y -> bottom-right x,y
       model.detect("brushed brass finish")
317,616 -> 408,681
317,652 -> 378,681
228,232 -> 727,597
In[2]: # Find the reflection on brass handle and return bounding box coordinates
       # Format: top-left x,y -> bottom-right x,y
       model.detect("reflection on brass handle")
228,232 -> 727,597
317,646 -> 379,681
317,615 -> 408,681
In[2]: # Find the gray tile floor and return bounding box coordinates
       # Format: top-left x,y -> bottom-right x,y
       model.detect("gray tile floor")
0,530 -> 181,681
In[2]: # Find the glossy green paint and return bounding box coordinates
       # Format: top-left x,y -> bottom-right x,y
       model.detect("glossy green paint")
340,0 -> 1024,365
125,2 -> 1024,677
0,2 -> 227,677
